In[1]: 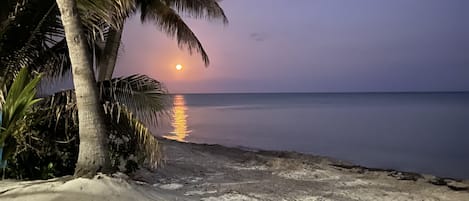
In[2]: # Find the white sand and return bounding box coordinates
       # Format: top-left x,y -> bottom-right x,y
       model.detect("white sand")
0,174 -> 185,201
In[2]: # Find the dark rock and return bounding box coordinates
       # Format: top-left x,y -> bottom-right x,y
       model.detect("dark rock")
428,177 -> 447,186
388,171 -> 422,181
446,181 -> 469,191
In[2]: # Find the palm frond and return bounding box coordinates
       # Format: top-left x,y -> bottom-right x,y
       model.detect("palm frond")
77,0 -> 136,36
0,0 -> 130,79
99,74 -> 170,126
38,74 -> 169,169
140,0 -> 210,66
0,0 -> 69,79
104,102 -> 162,169
164,0 -> 228,23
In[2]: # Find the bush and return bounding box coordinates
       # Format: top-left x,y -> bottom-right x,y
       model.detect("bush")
4,110 -> 146,180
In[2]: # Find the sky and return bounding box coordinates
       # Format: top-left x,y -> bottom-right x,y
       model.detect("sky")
114,0 -> 469,93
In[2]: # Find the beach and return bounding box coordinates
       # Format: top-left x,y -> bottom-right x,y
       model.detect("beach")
1,0 -> 467,200
1,139 -> 468,201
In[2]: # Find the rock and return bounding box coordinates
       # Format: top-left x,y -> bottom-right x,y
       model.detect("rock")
201,192 -> 258,201
388,171 -> 422,181
428,177 -> 447,186
184,190 -> 217,196
446,181 -> 469,191
134,180 -> 148,185
159,183 -> 184,190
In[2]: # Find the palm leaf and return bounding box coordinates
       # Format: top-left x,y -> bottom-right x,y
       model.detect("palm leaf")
164,0 -> 228,23
0,0 -> 69,79
140,0 -> 211,66
0,0 -> 127,79
38,74 -> 169,169
77,0 -> 136,39
104,102 -> 162,169
99,74 -> 169,125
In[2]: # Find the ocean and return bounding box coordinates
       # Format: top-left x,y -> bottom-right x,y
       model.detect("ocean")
153,93 -> 469,179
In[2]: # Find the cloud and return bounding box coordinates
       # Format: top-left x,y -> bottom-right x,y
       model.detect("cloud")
249,32 -> 269,42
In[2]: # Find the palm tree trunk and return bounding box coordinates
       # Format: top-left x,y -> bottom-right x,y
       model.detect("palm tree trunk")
97,26 -> 123,82
56,0 -> 110,177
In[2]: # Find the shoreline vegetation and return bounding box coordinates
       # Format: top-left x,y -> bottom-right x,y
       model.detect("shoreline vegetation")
0,138 -> 468,201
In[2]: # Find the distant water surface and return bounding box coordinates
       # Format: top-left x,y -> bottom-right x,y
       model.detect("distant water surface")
155,93 -> 469,179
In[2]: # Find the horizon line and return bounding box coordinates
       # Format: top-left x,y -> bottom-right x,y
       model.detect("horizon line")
169,90 -> 469,95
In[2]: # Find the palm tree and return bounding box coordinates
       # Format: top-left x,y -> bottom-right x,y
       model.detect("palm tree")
90,0 -> 228,81
0,0 -> 166,177
1,0 -> 228,177
55,0 -> 110,177
1,0 -> 228,84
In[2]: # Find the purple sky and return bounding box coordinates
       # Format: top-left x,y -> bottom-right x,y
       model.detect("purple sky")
114,0 -> 469,93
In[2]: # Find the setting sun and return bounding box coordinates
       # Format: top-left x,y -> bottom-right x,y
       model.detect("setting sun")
175,64 -> 183,71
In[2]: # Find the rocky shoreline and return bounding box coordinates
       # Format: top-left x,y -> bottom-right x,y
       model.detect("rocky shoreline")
1,139 -> 468,201
131,139 -> 469,200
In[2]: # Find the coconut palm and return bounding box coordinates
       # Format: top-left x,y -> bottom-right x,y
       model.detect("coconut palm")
1,0 -> 228,177
87,0 -> 228,81
0,0 -> 166,177
0,0 -> 227,101
0,1 -> 96,178
1,0 -> 228,81
55,0 -> 111,177
24,74 -> 167,178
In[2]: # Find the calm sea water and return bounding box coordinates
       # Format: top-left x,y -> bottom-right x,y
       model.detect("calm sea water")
154,93 -> 469,179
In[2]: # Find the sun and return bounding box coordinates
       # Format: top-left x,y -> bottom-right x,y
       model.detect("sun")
175,64 -> 183,71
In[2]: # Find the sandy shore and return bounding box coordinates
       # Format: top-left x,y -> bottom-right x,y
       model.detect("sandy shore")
1,139 -> 468,201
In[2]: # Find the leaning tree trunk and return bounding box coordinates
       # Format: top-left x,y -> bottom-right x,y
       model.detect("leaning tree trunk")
97,26 -> 123,82
56,0 -> 110,177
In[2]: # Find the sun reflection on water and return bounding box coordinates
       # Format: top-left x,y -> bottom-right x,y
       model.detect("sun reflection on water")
164,95 -> 191,142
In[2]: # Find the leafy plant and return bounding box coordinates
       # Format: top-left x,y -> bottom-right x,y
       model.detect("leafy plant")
0,67 -> 42,168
